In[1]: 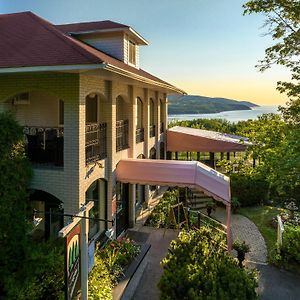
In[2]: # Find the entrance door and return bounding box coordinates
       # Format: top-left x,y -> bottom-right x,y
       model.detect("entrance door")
116,183 -> 129,236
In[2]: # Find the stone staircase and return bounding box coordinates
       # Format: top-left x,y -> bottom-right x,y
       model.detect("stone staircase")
186,188 -> 215,210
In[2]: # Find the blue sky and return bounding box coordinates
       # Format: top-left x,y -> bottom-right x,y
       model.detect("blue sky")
1,0 -> 290,104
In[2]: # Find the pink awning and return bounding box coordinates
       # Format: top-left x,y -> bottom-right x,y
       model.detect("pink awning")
167,126 -> 250,152
116,159 -> 231,204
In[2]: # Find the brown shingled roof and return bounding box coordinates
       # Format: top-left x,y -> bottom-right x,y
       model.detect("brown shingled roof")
56,20 -> 129,33
0,11 -> 184,93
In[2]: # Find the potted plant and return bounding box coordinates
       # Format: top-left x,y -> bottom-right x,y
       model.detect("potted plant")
231,197 -> 241,214
206,202 -> 216,217
233,240 -> 250,267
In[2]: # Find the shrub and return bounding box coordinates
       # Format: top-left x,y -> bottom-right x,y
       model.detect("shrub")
88,255 -> 113,300
159,228 -> 258,300
88,237 -> 140,298
145,189 -> 179,228
281,225 -> 300,263
4,239 -> 64,300
230,173 -> 269,207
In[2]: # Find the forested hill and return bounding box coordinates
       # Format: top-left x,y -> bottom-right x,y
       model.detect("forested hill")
168,95 -> 259,114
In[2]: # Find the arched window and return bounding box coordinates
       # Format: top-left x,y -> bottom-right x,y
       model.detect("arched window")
86,94 -> 98,124
137,98 -> 143,129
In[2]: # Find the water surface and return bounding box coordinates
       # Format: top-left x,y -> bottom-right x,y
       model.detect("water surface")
168,106 -> 279,123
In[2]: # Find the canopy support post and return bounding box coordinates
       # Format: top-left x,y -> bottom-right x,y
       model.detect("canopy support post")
226,204 -> 232,252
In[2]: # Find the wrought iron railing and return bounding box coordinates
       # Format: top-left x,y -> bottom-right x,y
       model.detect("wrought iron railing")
136,127 -> 144,143
116,120 -> 129,152
149,124 -> 156,138
85,123 -> 107,164
160,122 -> 164,133
23,126 -> 64,166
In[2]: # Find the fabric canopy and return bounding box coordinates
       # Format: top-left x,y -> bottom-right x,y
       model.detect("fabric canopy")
167,126 -> 251,153
116,159 -> 231,205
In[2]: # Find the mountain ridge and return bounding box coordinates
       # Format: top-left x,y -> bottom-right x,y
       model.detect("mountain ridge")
168,95 -> 259,115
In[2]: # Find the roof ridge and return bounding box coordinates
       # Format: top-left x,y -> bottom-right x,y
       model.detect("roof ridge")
56,19 -> 128,28
26,12 -> 101,64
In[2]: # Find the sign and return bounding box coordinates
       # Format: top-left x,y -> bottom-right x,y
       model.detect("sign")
169,202 -> 188,228
65,224 -> 80,300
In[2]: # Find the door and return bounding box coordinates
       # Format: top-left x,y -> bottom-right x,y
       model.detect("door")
116,183 -> 129,236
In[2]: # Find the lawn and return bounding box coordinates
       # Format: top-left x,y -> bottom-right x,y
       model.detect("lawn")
238,206 -> 284,257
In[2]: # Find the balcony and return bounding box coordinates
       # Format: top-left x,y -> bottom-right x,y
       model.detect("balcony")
23,126 -> 64,167
149,124 -> 156,138
116,120 -> 129,152
160,122 -> 164,134
136,128 -> 144,143
86,123 -> 107,164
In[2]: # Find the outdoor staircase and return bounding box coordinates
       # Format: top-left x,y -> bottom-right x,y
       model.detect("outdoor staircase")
187,188 -> 215,211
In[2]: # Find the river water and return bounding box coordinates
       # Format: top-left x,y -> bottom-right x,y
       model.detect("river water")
168,105 -> 279,123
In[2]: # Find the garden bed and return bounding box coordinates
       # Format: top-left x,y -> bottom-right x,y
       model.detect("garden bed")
113,243 -> 151,300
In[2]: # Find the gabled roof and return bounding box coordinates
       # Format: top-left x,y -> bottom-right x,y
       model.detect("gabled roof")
56,20 -> 148,45
0,11 -> 183,93
167,126 -> 251,152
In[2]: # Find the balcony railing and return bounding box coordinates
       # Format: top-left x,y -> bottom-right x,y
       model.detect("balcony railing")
23,126 -> 64,166
160,122 -> 164,133
149,124 -> 156,138
136,127 -> 144,143
86,123 -> 107,164
116,120 -> 129,152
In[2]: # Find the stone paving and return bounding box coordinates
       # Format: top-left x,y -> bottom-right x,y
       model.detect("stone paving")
212,207 -> 267,263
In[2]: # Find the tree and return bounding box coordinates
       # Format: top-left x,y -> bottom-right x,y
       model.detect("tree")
0,112 -> 32,295
243,0 -> 300,124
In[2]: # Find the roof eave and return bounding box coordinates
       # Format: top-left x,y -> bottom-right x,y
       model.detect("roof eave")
0,64 -> 106,74
104,63 -> 185,94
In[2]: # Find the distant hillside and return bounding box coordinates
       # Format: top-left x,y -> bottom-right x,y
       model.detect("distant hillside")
168,95 -> 259,115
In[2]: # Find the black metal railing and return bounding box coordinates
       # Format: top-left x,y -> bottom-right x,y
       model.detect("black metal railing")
86,123 -> 107,164
136,127 -> 144,143
116,120 -> 129,152
23,126 -> 64,166
149,124 -> 156,138
160,122 -> 164,133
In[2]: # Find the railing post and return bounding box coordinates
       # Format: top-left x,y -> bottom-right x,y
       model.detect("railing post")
277,215 -> 284,253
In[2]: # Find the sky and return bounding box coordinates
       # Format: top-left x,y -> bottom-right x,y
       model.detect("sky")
0,0 -> 291,105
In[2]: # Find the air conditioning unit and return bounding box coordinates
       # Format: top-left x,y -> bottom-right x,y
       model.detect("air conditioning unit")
13,93 -> 30,105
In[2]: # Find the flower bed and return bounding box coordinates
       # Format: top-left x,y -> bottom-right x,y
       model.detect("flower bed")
88,237 -> 141,300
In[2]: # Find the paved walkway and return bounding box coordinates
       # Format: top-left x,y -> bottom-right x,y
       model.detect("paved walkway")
212,207 -> 267,263
130,227 -> 179,300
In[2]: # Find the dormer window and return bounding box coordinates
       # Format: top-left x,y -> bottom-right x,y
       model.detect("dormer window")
129,40 -> 136,65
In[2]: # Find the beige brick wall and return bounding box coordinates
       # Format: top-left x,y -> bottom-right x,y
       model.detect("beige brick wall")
0,71 -> 169,229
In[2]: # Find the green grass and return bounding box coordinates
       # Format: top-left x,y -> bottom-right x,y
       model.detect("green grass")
238,206 -> 284,257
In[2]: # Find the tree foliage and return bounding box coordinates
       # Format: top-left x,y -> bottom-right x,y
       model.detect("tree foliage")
243,0 -> 300,124
0,112 -> 65,299
0,112 -> 32,293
